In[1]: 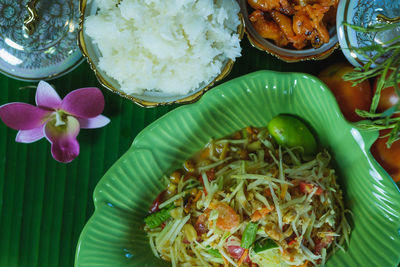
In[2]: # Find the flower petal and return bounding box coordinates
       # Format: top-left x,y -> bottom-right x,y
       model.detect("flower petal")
50,138 -> 80,163
61,87 -> 105,118
35,81 -> 62,109
0,103 -> 50,130
16,126 -> 45,143
45,115 -> 80,163
77,115 -> 110,129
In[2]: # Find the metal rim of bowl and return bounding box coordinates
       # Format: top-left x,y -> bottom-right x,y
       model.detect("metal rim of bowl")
0,57 -> 85,82
239,0 -> 339,63
246,32 -> 340,63
0,0 -> 84,82
78,0 -> 245,108
336,0 -> 368,67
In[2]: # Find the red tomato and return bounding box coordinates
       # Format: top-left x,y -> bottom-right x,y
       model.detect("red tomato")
319,63 -> 372,122
371,130 -> 400,183
227,245 -> 245,260
370,71 -> 400,183
149,190 -> 165,213
225,237 -> 252,264
373,71 -> 400,115
391,169 -> 400,183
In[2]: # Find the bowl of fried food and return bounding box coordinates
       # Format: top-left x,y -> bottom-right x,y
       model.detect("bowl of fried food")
239,0 -> 339,62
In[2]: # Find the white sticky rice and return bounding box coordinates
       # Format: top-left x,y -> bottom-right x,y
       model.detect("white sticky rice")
85,0 -> 242,95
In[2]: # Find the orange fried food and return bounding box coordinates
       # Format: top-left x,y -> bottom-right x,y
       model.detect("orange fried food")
270,10 -> 295,37
271,10 -> 307,49
288,35 -> 307,49
317,0 -> 338,7
249,10 -> 289,46
248,0 -> 294,15
296,4 -> 330,47
293,10 -> 322,46
290,0 -> 310,6
292,11 -> 314,37
248,0 -> 338,49
248,0 -> 280,10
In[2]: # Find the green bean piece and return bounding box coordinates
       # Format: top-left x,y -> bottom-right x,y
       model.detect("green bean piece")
144,204 -> 175,229
241,222 -> 258,249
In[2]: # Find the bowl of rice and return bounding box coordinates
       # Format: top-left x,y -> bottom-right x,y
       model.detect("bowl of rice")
78,0 -> 244,107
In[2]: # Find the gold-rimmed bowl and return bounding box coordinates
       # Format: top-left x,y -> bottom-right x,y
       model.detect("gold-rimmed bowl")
238,0 -> 339,63
78,0 -> 244,107
336,0 -> 400,67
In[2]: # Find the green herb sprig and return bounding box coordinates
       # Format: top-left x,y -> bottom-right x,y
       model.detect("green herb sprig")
342,22 -> 400,147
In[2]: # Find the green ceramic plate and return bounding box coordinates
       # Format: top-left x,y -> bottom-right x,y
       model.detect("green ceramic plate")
75,70 -> 400,267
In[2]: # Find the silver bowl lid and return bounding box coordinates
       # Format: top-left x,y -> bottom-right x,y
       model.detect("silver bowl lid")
0,0 -> 83,81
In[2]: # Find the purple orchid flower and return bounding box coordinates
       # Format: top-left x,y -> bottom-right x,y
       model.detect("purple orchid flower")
0,81 -> 110,163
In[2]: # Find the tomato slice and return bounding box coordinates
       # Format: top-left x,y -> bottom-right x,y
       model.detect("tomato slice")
225,236 -> 252,264
227,245 -> 245,260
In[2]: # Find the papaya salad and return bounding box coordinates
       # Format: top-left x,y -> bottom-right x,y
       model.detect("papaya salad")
144,115 -> 351,267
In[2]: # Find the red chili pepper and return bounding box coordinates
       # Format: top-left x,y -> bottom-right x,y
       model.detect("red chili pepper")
149,190 -> 165,213
198,175 -> 208,196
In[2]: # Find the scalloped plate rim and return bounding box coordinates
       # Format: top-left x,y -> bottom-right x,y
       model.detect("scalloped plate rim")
75,70 -> 400,267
